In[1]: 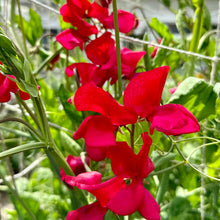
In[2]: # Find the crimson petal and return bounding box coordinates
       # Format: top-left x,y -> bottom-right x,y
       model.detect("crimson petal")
74,83 -> 138,125
138,189 -> 161,220
107,180 -> 144,215
67,202 -> 107,220
149,104 -> 200,136
123,66 -> 170,118
56,29 -> 86,50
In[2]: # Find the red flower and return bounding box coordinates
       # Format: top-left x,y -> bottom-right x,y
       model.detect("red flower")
0,74 -> 30,103
56,29 -> 88,50
63,133 -> 160,219
67,201 -> 107,220
65,63 -> 109,87
74,83 -> 137,126
88,2 -> 136,33
123,66 -> 200,135
73,115 -> 116,161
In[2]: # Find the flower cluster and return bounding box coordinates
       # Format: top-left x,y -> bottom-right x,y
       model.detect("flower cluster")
57,1 -> 200,219
56,0 -> 145,86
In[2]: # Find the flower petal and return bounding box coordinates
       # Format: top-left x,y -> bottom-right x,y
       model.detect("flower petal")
74,83 -> 138,125
66,63 -> 109,87
64,171 -> 102,189
137,133 -> 154,178
66,155 -> 90,176
107,142 -> 137,178
73,115 -> 116,161
56,29 -> 86,50
67,202 -> 107,220
138,189 -> 161,220
103,10 -> 135,33
107,180 -> 144,215
149,104 -> 200,135
123,66 -> 170,118
121,48 -> 146,80
85,32 -> 115,66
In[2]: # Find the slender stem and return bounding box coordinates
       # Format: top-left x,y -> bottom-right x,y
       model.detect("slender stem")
15,0 -> 28,57
112,0 -> 122,98
210,0 -> 220,84
0,117 -> 41,140
149,161 -> 185,176
16,93 -> 41,131
130,124 -> 135,151
33,47 -> 63,75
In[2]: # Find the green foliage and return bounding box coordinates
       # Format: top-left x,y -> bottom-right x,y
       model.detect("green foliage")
15,8 -> 43,46
169,77 -> 217,121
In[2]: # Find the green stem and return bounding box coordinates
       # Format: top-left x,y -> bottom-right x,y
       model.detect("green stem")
112,0 -> 122,98
0,117 -> 41,140
156,170 -> 169,204
16,93 -> 41,131
33,47 -> 63,75
32,97 -> 73,175
130,124 -> 135,151
185,0 -> 204,77
149,161 -> 185,176
15,0 -> 28,57
0,142 -> 46,159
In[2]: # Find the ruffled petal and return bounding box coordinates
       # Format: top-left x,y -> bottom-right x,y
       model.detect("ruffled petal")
73,115 -> 116,161
138,189 -> 160,220
123,66 -> 170,118
149,104 -> 200,136
121,48 -> 146,79
56,29 -> 86,50
107,142 -> 137,178
85,32 -> 115,66
73,115 -> 116,148
88,2 -> 109,22
66,155 -> 90,176
67,202 -> 107,220
74,83 -> 138,125
64,171 -> 102,189
107,180 -> 144,215
103,10 -> 135,33
137,133 -> 154,178
66,63 -> 109,87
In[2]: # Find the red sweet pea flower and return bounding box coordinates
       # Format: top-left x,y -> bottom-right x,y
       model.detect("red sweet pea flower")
120,48 -> 146,80
56,29 -> 88,50
63,133 -> 160,219
65,63 -> 109,87
60,0 -> 97,36
74,83 -> 137,126
95,0 -> 112,8
88,2 -> 136,33
0,74 -> 30,103
123,66 -> 200,135
85,32 -> 116,69
67,201 -> 107,220
73,115 -> 116,161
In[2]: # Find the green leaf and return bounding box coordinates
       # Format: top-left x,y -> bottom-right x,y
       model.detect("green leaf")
168,77 -> 217,121
15,8 -> 43,46
19,79 -> 38,97
150,18 -> 173,41
0,142 -> 46,159
23,59 -> 32,82
59,131 -> 82,155
0,33 -> 16,55
58,84 -> 83,125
